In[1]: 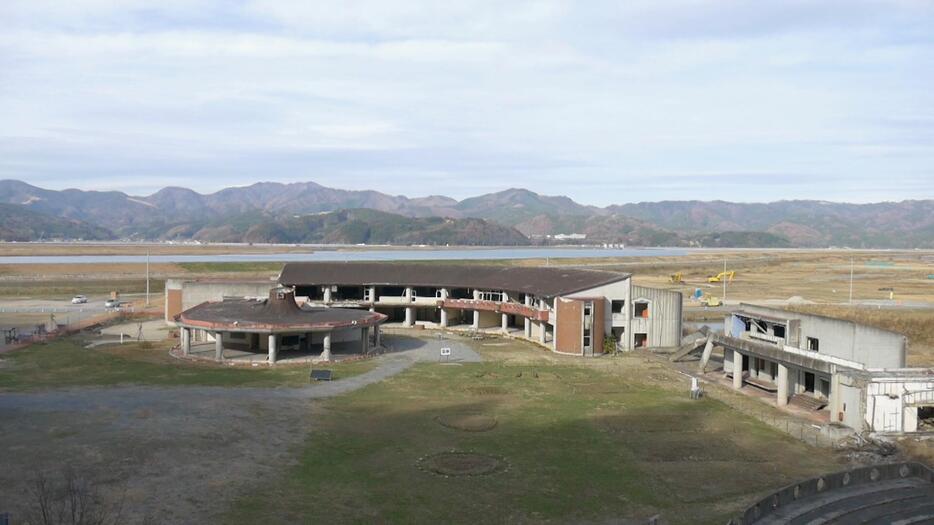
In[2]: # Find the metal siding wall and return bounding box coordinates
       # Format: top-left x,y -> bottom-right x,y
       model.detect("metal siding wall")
631,285 -> 683,348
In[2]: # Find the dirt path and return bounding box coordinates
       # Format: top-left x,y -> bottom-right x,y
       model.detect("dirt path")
0,334 -> 479,524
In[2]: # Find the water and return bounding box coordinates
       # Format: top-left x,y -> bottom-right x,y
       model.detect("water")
0,247 -> 688,265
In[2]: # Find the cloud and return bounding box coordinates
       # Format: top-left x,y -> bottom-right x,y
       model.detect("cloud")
0,1 -> 932,204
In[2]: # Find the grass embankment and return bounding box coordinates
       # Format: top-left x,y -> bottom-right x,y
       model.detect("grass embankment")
176,261 -> 286,274
0,339 -> 376,390
0,279 -> 164,299
230,358 -> 838,524
786,305 -> 934,367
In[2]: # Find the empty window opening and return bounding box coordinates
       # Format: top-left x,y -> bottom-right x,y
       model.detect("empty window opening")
633,301 -> 650,318
919,406 -> 934,431
804,372 -> 816,393
772,325 -> 786,338
611,300 -> 626,314
807,337 -> 820,352
634,333 -> 648,348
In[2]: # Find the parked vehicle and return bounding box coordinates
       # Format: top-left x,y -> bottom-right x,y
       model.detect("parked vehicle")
71,295 -> 88,304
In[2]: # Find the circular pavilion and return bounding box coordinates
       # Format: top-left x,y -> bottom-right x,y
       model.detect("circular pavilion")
175,288 -> 386,364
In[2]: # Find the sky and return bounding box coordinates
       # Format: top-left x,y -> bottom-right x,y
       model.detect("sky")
1,1 -> 932,205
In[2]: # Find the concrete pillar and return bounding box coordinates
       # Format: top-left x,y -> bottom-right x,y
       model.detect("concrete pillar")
732,350 -> 743,389
405,307 -> 414,327
268,334 -> 278,364
214,332 -> 224,362
181,327 -> 191,356
405,287 -> 413,302
374,325 -> 381,348
473,310 -> 480,329
524,295 -> 532,338
501,313 -> 509,332
321,332 -> 332,361
323,286 -> 332,303
777,363 -> 789,406
552,298 -> 558,350
369,286 -> 376,303
361,327 -> 369,354
439,288 -> 449,328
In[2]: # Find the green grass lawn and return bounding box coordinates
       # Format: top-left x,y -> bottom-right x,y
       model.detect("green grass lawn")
0,339 -> 377,390
228,359 -> 840,524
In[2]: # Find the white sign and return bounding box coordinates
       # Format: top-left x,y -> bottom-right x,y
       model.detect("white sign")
440,347 -> 452,357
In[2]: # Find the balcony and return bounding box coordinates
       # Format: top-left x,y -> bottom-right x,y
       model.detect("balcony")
440,299 -> 549,321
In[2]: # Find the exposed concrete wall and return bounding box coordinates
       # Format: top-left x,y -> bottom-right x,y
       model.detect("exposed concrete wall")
738,304 -> 906,368
570,278 -> 630,350
631,285 -> 682,348
165,280 -> 275,326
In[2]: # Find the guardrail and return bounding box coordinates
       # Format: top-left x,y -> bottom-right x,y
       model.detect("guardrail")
727,462 -> 934,524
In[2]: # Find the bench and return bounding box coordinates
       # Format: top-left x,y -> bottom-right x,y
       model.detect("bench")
310,369 -> 333,382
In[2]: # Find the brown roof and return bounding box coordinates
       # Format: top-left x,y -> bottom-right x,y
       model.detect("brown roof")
278,262 -> 629,298
176,288 -> 386,332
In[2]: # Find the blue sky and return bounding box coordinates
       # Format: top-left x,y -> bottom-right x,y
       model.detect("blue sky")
1,1 -> 932,205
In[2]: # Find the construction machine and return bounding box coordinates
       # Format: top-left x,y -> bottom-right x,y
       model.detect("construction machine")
701,296 -> 722,307
668,272 -> 684,284
707,270 -> 735,283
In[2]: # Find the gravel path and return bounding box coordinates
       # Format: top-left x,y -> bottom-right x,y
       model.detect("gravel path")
0,333 -> 481,524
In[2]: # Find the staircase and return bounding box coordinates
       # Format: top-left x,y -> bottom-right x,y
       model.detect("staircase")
789,393 -> 827,411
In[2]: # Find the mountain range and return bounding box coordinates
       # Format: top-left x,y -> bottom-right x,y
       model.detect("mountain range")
0,179 -> 931,248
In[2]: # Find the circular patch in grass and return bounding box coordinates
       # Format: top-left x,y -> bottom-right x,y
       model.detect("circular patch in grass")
435,414 -> 498,432
418,451 -> 506,477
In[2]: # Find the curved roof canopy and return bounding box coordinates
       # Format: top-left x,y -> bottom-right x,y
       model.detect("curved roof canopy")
279,262 -> 630,298
176,288 -> 386,333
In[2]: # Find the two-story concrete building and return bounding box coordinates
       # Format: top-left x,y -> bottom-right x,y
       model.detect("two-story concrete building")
277,262 -> 682,356
166,263 -> 682,357
702,304 -> 933,433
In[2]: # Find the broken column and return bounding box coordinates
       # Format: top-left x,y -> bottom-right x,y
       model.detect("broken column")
321,331 -> 332,361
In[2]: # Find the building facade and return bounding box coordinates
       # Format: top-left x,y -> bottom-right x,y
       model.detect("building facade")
707,304 -> 932,433
276,262 -> 682,356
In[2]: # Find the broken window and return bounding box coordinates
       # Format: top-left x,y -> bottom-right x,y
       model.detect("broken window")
772,325 -> 786,338
611,300 -> 626,314
633,301 -> 649,318
807,337 -> 820,352
634,333 -> 648,347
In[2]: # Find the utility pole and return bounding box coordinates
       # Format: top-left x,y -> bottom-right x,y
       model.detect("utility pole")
146,249 -> 151,307
848,258 -> 854,305
722,257 -> 727,303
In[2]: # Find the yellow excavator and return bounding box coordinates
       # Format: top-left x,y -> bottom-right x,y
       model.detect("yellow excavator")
668,272 -> 684,284
707,270 -> 735,283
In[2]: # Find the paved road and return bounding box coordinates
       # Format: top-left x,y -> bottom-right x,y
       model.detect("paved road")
0,333 -> 481,524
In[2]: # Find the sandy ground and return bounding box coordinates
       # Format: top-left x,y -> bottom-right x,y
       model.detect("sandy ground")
0,334 -> 478,524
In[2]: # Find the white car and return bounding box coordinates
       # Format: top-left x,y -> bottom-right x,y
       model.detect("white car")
71,295 -> 88,304
104,299 -> 121,309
